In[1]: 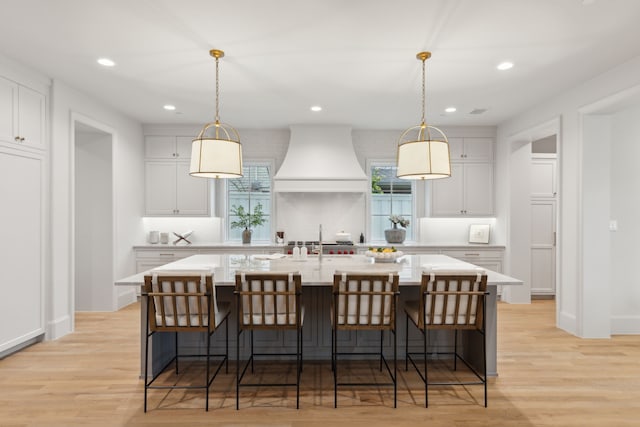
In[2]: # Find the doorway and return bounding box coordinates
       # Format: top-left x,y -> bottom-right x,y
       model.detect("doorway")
73,119 -> 114,312
506,118 -> 561,306
530,136 -> 557,296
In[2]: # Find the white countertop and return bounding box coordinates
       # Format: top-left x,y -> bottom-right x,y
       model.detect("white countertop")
116,253 -> 520,287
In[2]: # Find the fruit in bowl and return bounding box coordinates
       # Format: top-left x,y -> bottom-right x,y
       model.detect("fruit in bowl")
364,247 -> 404,262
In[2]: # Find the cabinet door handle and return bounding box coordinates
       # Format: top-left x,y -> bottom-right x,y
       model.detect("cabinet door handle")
464,253 -> 480,256
159,253 -> 175,256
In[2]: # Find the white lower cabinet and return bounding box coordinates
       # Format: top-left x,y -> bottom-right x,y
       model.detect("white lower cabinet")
145,161 -> 210,216
0,147 -> 45,354
135,249 -> 199,296
440,249 -> 503,273
135,249 -> 200,273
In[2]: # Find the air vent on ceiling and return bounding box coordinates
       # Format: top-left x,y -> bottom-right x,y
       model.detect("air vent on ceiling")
469,108 -> 488,115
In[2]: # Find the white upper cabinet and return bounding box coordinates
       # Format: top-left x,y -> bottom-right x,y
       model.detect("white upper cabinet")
431,163 -> 494,216
0,77 -> 46,150
431,136 -> 494,216
0,77 -> 16,144
145,135 -> 193,160
431,163 -> 465,216
448,137 -> 493,162
144,136 -> 209,216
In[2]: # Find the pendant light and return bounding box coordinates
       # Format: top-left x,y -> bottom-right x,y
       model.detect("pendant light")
190,49 -> 243,178
396,51 -> 451,180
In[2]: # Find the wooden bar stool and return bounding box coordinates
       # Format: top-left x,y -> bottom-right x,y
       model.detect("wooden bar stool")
143,271 -> 229,412
234,271 -> 304,409
332,271 -> 399,408
404,269 -> 488,407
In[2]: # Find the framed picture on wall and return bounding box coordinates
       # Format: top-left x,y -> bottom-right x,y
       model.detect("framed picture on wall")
469,224 -> 490,244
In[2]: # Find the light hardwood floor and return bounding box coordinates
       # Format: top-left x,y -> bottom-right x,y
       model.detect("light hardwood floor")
1,300 -> 639,426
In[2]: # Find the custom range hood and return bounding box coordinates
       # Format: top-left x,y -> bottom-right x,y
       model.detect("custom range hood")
273,125 -> 368,192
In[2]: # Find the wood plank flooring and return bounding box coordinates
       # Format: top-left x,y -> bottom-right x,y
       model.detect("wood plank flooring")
1,300 -> 639,426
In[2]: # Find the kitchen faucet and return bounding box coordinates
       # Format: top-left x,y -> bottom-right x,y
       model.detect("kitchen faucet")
319,224 -> 323,260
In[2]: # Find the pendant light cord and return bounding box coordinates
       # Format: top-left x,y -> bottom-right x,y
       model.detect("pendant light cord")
215,56 -> 220,124
421,57 -> 426,126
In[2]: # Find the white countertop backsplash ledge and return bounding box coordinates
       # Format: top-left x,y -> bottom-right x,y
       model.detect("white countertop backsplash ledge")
141,216 -> 501,246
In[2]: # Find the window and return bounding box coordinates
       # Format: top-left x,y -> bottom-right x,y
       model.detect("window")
227,164 -> 271,242
370,165 -> 413,241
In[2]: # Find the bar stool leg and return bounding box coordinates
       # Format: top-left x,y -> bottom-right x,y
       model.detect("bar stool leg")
405,314 -> 409,371
424,327 -> 428,408
236,326 -> 241,410
379,330 -> 384,371
393,327 -> 397,408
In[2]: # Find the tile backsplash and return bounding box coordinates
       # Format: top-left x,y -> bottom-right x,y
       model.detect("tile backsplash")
141,217 -> 222,244
419,217 -> 497,245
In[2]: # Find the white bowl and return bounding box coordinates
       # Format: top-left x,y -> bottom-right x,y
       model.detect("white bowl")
365,250 -> 404,262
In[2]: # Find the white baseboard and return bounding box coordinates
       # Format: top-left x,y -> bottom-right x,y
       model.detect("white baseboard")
117,289 -> 137,310
611,315 -> 640,334
557,310 -> 577,336
47,314 -> 71,340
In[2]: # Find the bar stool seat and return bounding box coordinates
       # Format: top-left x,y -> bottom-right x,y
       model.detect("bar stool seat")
235,271 -> 304,409
404,269 -> 488,407
143,271 -> 229,412
331,271 -> 399,408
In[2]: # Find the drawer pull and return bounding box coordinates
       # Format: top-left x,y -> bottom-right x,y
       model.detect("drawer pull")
464,253 -> 480,256
159,253 -> 175,256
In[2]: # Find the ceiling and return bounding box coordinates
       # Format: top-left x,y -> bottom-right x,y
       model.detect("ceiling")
2,0 -> 640,130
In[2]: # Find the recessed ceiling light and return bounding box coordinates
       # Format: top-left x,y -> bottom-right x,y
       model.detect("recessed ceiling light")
310,105 -> 322,112
445,107 -> 457,113
163,104 -> 176,111
497,61 -> 514,71
97,58 -> 116,67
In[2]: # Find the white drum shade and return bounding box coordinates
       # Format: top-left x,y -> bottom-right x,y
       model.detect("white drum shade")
190,137 -> 243,179
397,139 -> 450,179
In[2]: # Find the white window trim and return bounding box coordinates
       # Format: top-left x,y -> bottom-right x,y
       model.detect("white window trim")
366,159 -> 422,243
222,158 -> 276,243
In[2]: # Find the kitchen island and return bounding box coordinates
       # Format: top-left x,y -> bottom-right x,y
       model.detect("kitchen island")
116,253 -> 521,377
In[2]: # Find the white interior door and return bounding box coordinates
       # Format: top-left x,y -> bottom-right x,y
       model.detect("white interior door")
531,200 -> 556,295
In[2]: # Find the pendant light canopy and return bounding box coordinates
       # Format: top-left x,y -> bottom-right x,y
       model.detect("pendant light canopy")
190,49 -> 243,179
396,51 -> 451,180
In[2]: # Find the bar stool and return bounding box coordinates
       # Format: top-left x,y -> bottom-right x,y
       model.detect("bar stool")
234,271 -> 304,409
143,271 -> 229,412
332,271 -> 399,408
404,269 -> 488,407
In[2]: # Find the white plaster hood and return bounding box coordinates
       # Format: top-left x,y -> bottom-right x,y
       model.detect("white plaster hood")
273,125 -> 368,192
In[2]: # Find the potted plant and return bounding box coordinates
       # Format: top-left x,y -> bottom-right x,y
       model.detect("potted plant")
385,214 -> 409,244
230,203 -> 266,244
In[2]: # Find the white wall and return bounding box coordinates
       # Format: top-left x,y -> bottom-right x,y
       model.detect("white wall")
610,106 -> 640,333
581,115 -> 611,337
50,80 -> 144,339
497,54 -> 640,337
